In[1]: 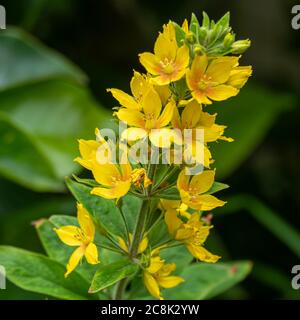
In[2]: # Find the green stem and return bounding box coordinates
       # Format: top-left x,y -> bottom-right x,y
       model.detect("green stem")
129,199 -> 150,258
118,205 -> 130,244
114,278 -> 128,300
129,164 -> 156,258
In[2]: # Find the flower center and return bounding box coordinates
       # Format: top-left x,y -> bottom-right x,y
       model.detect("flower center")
144,112 -> 156,120
160,58 -> 175,75
74,229 -> 89,244
197,75 -> 212,90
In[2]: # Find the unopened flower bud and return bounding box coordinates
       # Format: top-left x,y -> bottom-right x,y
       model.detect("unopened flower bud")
186,32 -> 195,44
223,33 -> 234,48
231,39 -> 251,54
193,44 -> 204,55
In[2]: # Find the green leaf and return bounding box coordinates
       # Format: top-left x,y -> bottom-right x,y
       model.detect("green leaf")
66,178 -> 126,236
0,28 -> 110,192
173,22 -> 186,46
0,27 -> 86,90
211,85 -> 295,178
167,261 -> 252,300
206,182 -> 229,195
202,12 -> 210,29
89,259 -> 139,293
0,113 -> 62,191
0,246 -> 94,300
161,246 -> 193,274
215,12 -> 230,29
190,13 -> 200,35
72,175 -> 100,187
155,186 -> 180,200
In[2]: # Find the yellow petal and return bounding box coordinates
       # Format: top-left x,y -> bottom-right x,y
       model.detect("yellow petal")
157,275 -> 184,288
154,84 -> 171,105
78,139 -> 99,160
141,87 -> 162,120
206,57 -> 238,84
165,209 -> 182,236
84,242 -> 100,264
175,228 -> 193,241
181,100 -> 202,128
226,66 -> 252,89
197,111 -> 216,128
77,203 -> 95,240
54,226 -> 83,246
143,272 -> 162,300
190,89 -> 212,105
120,163 -> 132,179
207,85 -> 238,102
187,244 -> 220,263
149,128 -> 179,148
193,194 -> 226,211
130,71 -> 148,100
118,236 -> 129,253
157,99 -> 175,128
147,256 -> 164,274
138,237 -> 149,254
114,108 -> 145,127
174,44 -> 189,71
121,127 -> 148,142
154,32 -> 177,61
182,19 -> 189,33
189,170 -> 215,194
188,55 -> 208,83
91,163 -> 121,186
91,180 -> 131,199
177,169 -> 190,191
171,105 -> 182,129
160,199 -> 181,211
107,88 -> 140,110
65,246 -> 85,277
139,52 -> 160,75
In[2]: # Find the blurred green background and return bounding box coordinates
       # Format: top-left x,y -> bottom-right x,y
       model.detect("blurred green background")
0,0 -> 300,299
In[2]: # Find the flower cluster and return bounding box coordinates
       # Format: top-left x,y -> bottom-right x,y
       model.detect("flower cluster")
54,12 -> 252,300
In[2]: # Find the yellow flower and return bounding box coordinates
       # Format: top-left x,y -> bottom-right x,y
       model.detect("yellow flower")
186,55 -> 241,105
171,100 -> 232,167
118,234 -> 148,254
143,251 -> 184,300
74,128 -> 109,170
90,161 -> 132,200
115,85 -> 176,147
139,21 -> 189,85
54,203 -> 99,277
131,168 -> 152,188
107,71 -> 148,111
178,100 -> 233,142
164,209 -> 220,263
177,169 -> 225,211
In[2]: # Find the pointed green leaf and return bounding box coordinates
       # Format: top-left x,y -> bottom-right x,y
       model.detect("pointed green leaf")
154,186 -> 180,200
167,261 -> 252,300
206,182 -> 229,195
89,259 -> 139,293
202,11 -> 210,28
0,246 -> 94,300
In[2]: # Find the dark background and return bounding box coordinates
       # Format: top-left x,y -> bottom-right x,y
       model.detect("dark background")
0,0 -> 300,299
